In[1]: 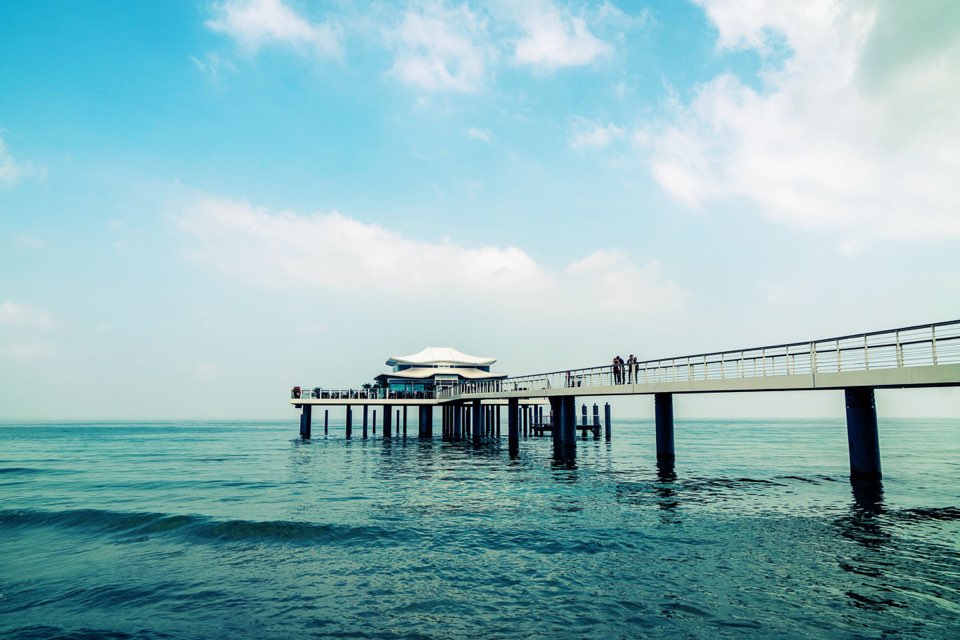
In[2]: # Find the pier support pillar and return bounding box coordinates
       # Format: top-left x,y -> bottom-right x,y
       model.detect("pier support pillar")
372,410 -> 377,435
522,405 -> 528,437
299,404 -> 312,439
549,396 -> 576,447
592,404 -> 600,439
472,400 -> 483,443
655,393 -> 674,460
508,398 -> 519,452
604,403 -> 611,441
383,405 -> 393,438
845,387 -> 882,479
418,405 -> 433,438
324,409 -> 329,436
402,407 -> 408,439
345,406 -> 352,440
453,403 -> 462,440
362,405 -> 369,439
496,405 -> 501,438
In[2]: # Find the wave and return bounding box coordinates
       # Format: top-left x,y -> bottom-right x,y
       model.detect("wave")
0,508 -> 412,546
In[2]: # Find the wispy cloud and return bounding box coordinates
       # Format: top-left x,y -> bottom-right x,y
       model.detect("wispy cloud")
0,301 -> 54,329
510,0 -> 612,71
0,135 -> 43,188
175,195 -> 686,315
644,0 -> 960,240
206,0 -> 341,58
465,127 -> 492,142
389,3 -> 491,92
569,117 -> 625,149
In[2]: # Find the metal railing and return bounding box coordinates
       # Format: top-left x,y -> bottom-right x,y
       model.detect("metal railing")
436,319 -> 960,400
290,387 -> 437,401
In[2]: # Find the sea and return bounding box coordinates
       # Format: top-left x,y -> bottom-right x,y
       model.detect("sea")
1,417 -> 958,639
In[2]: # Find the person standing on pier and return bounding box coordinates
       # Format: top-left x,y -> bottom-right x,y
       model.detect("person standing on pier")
612,356 -> 623,384
626,354 -> 638,384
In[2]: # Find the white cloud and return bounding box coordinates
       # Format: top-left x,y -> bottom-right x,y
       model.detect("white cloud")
0,302 -> 53,329
466,127 -> 492,142
206,0 -> 341,57
389,3 -> 490,93
569,117 -> 625,149
0,136 -> 42,188
645,0 -> 960,240
511,0 -> 612,70
175,195 -> 686,315
0,342 -> 55,359
566,251 -> 686,313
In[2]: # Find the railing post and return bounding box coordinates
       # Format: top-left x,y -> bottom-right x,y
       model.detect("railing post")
932,325 -> 938,365
895,331 -> 903,367
810,342 -> 817,374
836,339 -> 841,372
864,334 -> 870,370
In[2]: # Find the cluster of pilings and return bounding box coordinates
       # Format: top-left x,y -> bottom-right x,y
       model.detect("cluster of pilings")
299,404 -> 435,440
299,386 -> 884,480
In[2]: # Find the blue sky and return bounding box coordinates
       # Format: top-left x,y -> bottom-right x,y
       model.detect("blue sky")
1,0 -> 958,419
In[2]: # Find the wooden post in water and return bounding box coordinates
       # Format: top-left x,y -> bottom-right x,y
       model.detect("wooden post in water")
383,405 -> 392,438
372,410 -> 377,435
845,387 -> 881,479
345,406 -> 352,439
592,404 -> 600,439
453,402 -> 462,440
402,407 -> 408,439
496,405 -> 501,438
324,409 -> 329,436
655,393 -> 674,460
604,403 -> 611,441
522,405 -> 529,437
362,405 -> 369,439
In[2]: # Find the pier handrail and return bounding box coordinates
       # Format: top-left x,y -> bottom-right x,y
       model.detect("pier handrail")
436,319 -> 960,399
291,387 -> 437,400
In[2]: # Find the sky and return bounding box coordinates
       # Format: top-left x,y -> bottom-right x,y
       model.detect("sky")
1,0 -> 958,420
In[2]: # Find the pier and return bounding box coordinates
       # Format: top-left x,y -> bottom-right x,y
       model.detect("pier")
292,319 -> 960,480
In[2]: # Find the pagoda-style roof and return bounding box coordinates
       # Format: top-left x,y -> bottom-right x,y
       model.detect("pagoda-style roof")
376,367 -> 507,382
386,347 -> 496,368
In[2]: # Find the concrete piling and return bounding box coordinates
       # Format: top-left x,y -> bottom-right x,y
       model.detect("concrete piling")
456,403 -> 463,440
845,387 -> 881,479
655,393 -> 674,460
345,405 -> 352,439
472,400 -> 483,443
508,398 -> 519,452
300,404 -> 312,439
324,409 -> 329,436
604,402 -> 611,441
383,405 -> 392,438
363,405 -> 369,439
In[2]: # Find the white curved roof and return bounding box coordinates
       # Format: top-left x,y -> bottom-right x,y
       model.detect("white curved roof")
378,367 -> 506,380
386,347 -> 496,367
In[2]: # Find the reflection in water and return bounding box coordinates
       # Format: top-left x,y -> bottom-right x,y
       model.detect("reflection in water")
656,458 -> 676,482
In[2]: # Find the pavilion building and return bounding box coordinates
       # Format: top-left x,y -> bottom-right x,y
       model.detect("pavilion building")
374,347 -> 507,395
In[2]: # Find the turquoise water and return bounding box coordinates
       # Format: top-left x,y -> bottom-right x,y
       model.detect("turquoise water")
1,418 -> 958,639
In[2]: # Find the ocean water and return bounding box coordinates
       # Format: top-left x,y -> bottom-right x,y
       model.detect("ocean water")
1,417 -> 958,639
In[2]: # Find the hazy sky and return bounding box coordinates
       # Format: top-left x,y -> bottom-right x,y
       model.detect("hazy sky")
1,0 -> 958,419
